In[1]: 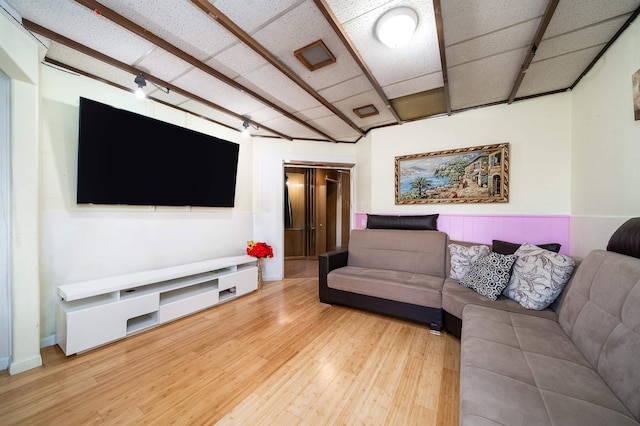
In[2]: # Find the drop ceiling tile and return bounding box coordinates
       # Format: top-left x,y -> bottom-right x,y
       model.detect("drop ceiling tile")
135,48 -> 195,83
172,68 -> 267,113
448,48 -> 528,110
333,90 -> 395,123
318,75 -> 373,102
324,0 -> 391,24
212,0 -> 304,34
544,0 -> 640,38
98,0 -> 238,60
517,46 -> 605,97
180,100 -> 288,138
206,43 -> 268,79
241,107 -> 283,124
446,19 -> 540,67
383,73 -> 444,99
147,89 -> 191,106
261,115 -> 331,140
9,0 -> 155,65
308,115 -> 363,141
342,0 -> 442,87
294,105 -> 334,121
236,65 -> 324,112
442,0 -> 547,45
535,16 -> 628,61
46,42 -> 143,92
252,0 -> 362,89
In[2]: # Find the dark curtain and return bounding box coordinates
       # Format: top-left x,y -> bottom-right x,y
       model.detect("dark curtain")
284,174 -> 292,228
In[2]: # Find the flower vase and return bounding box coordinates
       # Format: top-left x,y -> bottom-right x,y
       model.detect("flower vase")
257,257 -> 263,289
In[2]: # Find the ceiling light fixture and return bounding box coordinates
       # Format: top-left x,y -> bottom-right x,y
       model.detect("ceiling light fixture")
242,119 -> 259,137
376,7 -> 418,48
134,73 -> 146,99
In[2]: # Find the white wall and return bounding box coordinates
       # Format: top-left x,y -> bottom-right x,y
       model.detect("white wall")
252,138 -> 356,281
39,65 -> 255,342
0,8 -> 42,374
360,93 -> 573,216
570,17 -> 640,257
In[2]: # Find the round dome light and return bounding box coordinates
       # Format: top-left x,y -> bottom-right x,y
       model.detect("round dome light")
375,7 -> 418,48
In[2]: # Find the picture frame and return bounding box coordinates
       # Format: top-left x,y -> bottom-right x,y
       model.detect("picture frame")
395,143 -> 510,204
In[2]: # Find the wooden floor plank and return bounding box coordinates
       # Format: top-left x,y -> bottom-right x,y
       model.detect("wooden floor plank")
0,259 -> 460,425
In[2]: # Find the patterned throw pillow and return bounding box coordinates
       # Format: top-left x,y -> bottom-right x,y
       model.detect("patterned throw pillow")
459,252 -> 516,300
448,243 -> 491,280
503,243 -> 575,310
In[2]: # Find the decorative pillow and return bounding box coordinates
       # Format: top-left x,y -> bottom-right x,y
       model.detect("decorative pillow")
503,243 -> 575,310
459,252 -> 517,300
448,243 -> 491,280
366,214 -> 438,230
492,239 -> 561,255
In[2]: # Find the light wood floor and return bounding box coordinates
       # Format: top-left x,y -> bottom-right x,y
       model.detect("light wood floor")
0,260 -> 460,425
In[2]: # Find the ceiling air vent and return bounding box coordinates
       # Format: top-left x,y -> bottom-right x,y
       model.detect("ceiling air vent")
294,40 -> 336,71
353,104 -> 379,118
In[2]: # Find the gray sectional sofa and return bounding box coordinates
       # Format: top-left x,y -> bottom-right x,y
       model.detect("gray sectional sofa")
318,218 -> 640,425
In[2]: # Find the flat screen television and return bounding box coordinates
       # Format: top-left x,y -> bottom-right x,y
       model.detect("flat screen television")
77,97 -> 239,207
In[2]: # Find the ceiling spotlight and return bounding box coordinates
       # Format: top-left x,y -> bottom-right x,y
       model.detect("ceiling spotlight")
241,119 -> 260,137
134,73 -> 146,99
242,120 -> 251,137
376,7 -> 418,48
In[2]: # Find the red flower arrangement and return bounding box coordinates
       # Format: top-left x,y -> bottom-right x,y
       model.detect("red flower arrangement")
246,241 -> 273,258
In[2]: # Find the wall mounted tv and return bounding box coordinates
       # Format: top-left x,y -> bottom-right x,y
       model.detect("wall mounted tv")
77,97 -> 239,207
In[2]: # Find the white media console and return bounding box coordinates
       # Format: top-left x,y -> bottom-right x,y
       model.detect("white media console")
56,255 -> 258,355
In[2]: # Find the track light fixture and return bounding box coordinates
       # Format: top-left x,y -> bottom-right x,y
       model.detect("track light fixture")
241,119 -> 259,137
133,73 -> 170,98
134,73 -> 146,99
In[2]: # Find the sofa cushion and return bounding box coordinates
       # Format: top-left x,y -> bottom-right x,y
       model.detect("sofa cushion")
503,243 -> 575,310
347,229 -> 448,278
327,266 -> 444,308
461,305 -> 639,426
448,243 -> 490,280
459,252 -> 516,300
442,278 -> 558,321
555,249 -> 640,421
366,213 -> 438,230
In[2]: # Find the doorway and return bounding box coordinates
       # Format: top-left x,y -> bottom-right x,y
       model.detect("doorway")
284,165 -> 351,260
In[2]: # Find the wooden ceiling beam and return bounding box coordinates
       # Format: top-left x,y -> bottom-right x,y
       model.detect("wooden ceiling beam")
72,0 -> 336,142
312,0 -> 401,123
23,20 -> 292,140
46,59 -> 241,133
432,0 -> 451,116
507,0 -> 559,104
188,0 -> 365,137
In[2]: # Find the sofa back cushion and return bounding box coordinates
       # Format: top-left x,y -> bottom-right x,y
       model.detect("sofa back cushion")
347,229 -> 448,278
556,249 -> 640,421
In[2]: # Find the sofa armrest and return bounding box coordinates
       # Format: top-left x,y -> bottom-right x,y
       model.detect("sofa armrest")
318,249 -> 349,303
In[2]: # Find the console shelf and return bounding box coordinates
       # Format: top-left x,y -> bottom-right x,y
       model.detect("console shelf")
56,255 -> 258,355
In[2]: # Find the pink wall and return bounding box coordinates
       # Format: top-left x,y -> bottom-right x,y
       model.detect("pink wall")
353,213 -> 570,254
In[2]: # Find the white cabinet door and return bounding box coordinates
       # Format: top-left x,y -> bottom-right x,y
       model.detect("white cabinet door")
62,293 -> 159,355
219,266 -> 258,295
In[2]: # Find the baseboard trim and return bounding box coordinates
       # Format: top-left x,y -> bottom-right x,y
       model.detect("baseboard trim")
9,354 -> 42,375
0,355 -> 9,371
41,334 -> 56,348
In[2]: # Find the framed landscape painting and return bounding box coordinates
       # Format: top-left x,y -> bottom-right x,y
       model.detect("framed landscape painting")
395,143 -> 510,204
